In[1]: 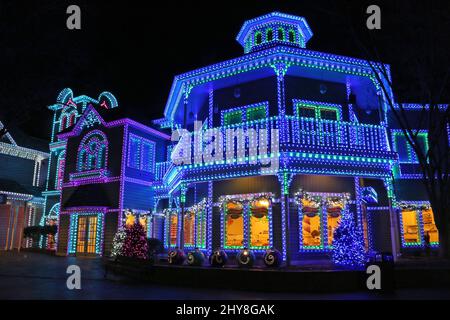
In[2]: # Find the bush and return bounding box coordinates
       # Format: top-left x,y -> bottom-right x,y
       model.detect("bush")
147,238 -> 163,256
23,226 -> 43,238
42,225 -> 58,235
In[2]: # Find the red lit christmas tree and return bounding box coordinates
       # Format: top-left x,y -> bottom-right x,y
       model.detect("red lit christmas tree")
122,222 -> 148,260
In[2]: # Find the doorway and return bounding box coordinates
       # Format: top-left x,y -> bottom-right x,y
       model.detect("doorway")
76,215 -> 98,255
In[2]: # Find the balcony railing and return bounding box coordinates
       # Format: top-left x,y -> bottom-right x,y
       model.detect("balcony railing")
285,116 -> 389,151
155,116 -> 391,181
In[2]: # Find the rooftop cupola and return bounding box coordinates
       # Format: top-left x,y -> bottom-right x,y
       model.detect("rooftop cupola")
236,12 -> 313,54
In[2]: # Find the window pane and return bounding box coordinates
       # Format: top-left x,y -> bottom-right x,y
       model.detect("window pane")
298,106 -> 316,118
249,198 -> 270,248
422,208 -> 439,243
302,197 -> 322,247
225,201 -> 244,247
401,209 -> 420,244
169,214 -> 178,246
395,134 -> 410,162
327,209 -> 341,245
184,212 -> 195,246
246,106 -> 266,122
224,111 -> 243,126
320,109 -> 337,121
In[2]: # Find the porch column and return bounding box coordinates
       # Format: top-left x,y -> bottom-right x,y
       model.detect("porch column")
278,172 -> 293,266
384,178 -> 401,261
178,183 -> 187,250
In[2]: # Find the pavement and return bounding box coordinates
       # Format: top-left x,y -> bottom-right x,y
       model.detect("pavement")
1,251 -> 450,300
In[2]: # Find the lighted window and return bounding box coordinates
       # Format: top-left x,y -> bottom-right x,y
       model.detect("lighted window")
169,214 -> 178,246
277,28 -> 284,40
326,197 -> 343,245
249,197 -> 270,249
76,215 -> 98,254
224,110 -> 243,126
401,209 -> 420,245
125,212 -> 136,226
422,208 -> 439,244
288,29 -> 295,42
246,106 -> 266,122
301,197 -> 322,248
128,134 -> 155,173
266,28 -> 273,41
225,201 -> 244,248
184,211 -> 195,246
255,32 -> 262,45
77,130 -> 108,172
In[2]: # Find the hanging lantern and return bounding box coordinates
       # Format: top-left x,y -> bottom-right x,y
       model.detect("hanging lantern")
237,248 -> 255,267
209,249 -> 228,267
264,248 -> 282,268
187,248 -> 205,266
168,248 -> 185,265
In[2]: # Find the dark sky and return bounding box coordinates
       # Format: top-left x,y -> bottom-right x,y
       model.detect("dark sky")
1,0 -> 449,140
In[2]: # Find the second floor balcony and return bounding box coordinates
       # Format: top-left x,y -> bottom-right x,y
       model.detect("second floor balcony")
156,116 -> 397,185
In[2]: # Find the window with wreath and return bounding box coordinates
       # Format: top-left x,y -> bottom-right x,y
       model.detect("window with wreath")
249,197 -> 270,248
222,194 -> 272,250
297,191 -> 348,250
77,130 -> 108,172
224,200 -> 244,247
399,203 -> 439,246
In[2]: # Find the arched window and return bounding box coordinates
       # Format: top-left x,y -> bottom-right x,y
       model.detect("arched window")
55,151 -> 66,190
266,28 -> 273,42
288,29 -> 296,42
68,113 -> 76,127
60,115 -> 67,131
77,130 -> 108,172
59,109 -> 77,131
278,28 -> 285,41
255,32 -> 262,45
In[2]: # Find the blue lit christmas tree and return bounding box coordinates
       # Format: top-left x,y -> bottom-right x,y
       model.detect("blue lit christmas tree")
332,209 -> 367,269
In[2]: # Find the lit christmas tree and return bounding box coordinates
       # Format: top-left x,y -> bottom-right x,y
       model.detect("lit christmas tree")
122,222 -> 149,260
111,227 -> 127,258
332,209 -> 367,269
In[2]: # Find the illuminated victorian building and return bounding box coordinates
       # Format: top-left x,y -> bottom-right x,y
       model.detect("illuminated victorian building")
42,12 -> 441,263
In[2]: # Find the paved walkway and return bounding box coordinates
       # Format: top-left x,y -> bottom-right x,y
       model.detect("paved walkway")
1,251 -> 450,300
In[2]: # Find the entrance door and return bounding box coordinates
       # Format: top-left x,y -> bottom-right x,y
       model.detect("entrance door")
76,215 -> 98,255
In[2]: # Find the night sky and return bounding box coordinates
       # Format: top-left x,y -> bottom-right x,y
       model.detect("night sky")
1,0 -> 449,141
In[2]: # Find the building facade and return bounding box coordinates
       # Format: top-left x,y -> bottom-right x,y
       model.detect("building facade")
0,121 -> 48,250
43,12 -> 444,262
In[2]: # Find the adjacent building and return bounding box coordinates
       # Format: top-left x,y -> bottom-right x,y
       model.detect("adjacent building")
0,121 -> 48,250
